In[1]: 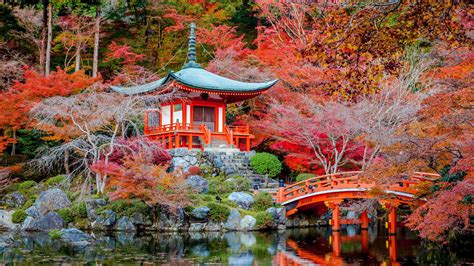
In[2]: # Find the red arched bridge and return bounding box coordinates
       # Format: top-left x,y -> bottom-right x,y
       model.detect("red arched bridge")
275,171 -> 440,234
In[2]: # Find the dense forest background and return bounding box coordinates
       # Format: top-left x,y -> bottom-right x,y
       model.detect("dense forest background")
0,0 -> 472,243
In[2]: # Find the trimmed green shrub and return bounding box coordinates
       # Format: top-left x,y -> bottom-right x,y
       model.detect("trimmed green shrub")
208,202 -> 230,222
250,153 -> 282,178
49,229 -> 62,240
255,211 -> 273,229
12,209 -> 27,224
71,202 -> 87,219
295,173 -> 315,182
18,180 -> 37,190
208,175 -> 252,195
45,175 -> 66,187
58,208 -> 73,224
252,192 -> 274,211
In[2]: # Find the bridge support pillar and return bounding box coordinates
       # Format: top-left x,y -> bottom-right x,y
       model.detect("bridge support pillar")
360,210 -> 369,230
361,229 -> 369,254
330,203 -> 341,231
388,207 -> 397,235
331,231 -> 341,257
388,235 -> 398,264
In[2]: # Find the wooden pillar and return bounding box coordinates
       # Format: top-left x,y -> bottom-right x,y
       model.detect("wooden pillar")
360,210 -> 369,230
332,231 -> 341,257
331,203 -> 341,231
361,229 -> 369,254
168,135 -> 172,149
388,207 -> 397,235
188,135 -> 192,150
246,137 -> 251,152
388,235 -> 398,264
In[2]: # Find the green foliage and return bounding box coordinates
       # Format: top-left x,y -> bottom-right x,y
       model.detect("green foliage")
250,153 -> 282,178
71,202 -> 87,219
58,208 -> 73,224
208,175 -> 252,195
18,180 -> 37,190
16,129 -> 60,159
22,199 -> 34,210
12,209 -> 27,224
254,211 -> 273,229
295,173 -> 315,182
99,199 -> 149,216
207,202 -> 230,222
49,229 -> 62,240
45,175 -> 66,187
252,192 -> 274,212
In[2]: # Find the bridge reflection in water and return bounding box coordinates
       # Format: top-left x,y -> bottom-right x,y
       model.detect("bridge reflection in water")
275,224 -> 419,265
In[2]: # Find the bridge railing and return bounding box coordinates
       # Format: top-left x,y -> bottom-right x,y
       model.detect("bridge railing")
277,171 -> 441,204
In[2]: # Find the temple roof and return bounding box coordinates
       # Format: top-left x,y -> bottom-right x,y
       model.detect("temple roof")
110,23 -> 278,97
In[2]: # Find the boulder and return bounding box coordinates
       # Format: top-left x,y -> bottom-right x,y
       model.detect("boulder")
157,206 -> 185,231
21,216 -> 35,231
28,212 -> 64,231
223,209 -> 241,231
102,210 -> 116,227
276,208 -> 286,225
0,233 -> 13,249
239,215 -> 256,231
228,192 -> 254,210
0,210 -> 16,230
188,223 -> 206,232
266,207 -> 278,219
3,192 -> 26,209
191,207 -> 210,220
34,189 -> 71,214
25,206 -> 40,218
60,228 -> 92,243
130,212 -> 151,227
185,175 -> 208,194
85,198 -> 107,221
204,221 -> 221,231
116,216 -> 136,232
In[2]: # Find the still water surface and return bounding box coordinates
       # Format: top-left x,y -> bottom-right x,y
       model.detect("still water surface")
1,225 -> 473,265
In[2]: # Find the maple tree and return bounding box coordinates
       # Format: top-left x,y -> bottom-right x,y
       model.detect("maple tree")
0,67 -> 96,154
92,142 -> 190,210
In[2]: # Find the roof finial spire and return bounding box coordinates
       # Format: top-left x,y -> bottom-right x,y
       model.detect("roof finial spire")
184,22 -> 201,69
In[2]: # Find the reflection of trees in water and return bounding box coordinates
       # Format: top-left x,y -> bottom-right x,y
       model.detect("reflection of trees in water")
0,229 -> 472,264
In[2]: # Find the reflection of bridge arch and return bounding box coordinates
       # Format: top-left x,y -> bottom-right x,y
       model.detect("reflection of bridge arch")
276,171 -> 440,233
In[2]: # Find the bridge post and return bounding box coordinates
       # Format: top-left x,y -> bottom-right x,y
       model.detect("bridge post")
330,202 -> 341,231
360,210 -> 369,230
361,229 -> 369,254
388,207 -> 397,235
331,231 -> 341,257
388,235 -> 398,264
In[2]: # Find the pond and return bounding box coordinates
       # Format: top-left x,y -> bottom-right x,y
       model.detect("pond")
1,224 -> 472,265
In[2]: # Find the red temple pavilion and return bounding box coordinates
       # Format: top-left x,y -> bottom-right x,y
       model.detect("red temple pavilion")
111,23 -> 278,151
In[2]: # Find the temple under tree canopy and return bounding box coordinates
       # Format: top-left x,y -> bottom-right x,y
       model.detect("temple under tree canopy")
111,23 -> 278,151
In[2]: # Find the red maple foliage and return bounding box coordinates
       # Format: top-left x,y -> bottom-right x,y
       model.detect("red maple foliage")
0,67 -> 98,153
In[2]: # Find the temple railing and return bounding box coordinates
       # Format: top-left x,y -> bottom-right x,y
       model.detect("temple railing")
277,171 -> 440,204
228,125 -> 250,134
198,124 -> 211,145
145,123 -> 196,135
224,125 -> 233,146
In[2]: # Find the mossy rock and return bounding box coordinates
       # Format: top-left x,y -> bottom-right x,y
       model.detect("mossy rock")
254,211 -> 273,229
45,175 -> 66,187
12,209 -> 27,224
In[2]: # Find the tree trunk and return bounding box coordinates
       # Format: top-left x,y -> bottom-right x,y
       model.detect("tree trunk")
74,43 -> 81,72
64,149 -> 70,176
92,6 -> 101,78
40,0 -> 48,74
45,2 -> 53,75
10,130 -> 16,156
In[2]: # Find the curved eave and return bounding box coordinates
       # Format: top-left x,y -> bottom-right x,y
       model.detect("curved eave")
169,74 -> 279,95
109,77 -> 167,95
